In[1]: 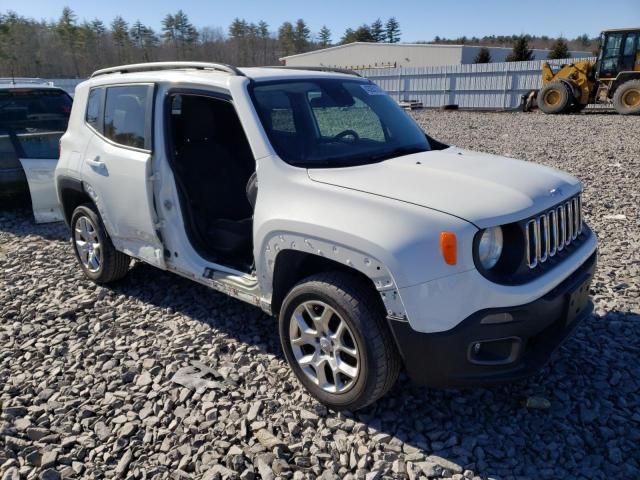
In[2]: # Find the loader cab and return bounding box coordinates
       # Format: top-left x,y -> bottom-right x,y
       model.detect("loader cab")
596,28 -> 640,79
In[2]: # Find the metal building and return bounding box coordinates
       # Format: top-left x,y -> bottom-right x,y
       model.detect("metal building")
281,42 -> 593,69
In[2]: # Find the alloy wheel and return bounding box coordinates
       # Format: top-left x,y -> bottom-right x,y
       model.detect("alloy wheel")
74,215 -> 102,273
289,300 -> 360,393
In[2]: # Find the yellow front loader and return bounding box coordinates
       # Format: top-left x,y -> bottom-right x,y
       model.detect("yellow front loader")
536,28 -> 640,115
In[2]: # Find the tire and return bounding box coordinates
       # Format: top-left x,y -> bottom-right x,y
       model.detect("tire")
70,204 -> 130,284
613,80 -> 640,115
279,272 -> 401,411
537,81 -> 571,114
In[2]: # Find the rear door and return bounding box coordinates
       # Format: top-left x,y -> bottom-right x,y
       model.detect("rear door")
0,87 -> 70,222
80,84 -> 165,268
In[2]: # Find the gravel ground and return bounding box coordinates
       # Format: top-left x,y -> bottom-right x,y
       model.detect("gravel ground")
1,111 -> 639,480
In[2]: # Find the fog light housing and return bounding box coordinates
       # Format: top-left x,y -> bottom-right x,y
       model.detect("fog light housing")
467,337 -> 522,365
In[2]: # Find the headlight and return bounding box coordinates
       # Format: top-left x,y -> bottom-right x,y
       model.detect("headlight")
478,226 -> 503,269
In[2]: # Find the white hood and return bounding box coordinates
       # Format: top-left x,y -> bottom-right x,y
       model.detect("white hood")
307,147 -> 582,228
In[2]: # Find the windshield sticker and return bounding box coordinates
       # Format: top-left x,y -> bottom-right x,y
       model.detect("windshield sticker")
360,84 -> 386,96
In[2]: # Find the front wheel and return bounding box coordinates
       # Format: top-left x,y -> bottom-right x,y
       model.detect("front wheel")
613,79 -> 640,115
279,272 -> 401,411
537,81 -> 572,114
70,204 -> 130,284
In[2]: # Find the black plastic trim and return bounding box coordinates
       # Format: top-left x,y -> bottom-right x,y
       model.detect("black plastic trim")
388,251 -> 597,387
472,196 -> 592,286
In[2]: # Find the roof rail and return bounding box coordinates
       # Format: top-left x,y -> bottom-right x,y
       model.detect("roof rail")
0,77 -> 53,86
267,66 -> 361,77
90,62 -> 245,78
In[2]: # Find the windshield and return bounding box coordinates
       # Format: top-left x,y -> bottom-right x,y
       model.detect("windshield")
251,79 -> 430,167
0,88 -> 72,159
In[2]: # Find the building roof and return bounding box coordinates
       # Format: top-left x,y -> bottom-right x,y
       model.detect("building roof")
279,41 -> 594,62
280,42 -> 466,61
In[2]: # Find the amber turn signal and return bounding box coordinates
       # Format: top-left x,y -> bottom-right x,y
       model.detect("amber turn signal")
440,232 -> 457,265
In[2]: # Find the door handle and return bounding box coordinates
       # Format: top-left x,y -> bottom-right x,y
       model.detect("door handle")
86,156 -> 104,168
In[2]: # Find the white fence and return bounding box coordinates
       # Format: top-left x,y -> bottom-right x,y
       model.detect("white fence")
48,57 -> 601,110
357,57 -> 598,110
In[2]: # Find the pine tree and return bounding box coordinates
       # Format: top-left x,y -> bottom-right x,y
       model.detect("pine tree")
505,36 -> 534,62
130,21 -> 157,61
318,25 -> 331,47
258,20 -> 269,64
278,21 -> 295,56
293,19 -> 310,53
547,37 -> 570,59
229,18 -> 247,39
385,17 -> 400,43
90,19 -> 106,35
473,47 -> 492,63
162,11 -> 197,60
56,7 -> 82,76
370,18 -> 385,42
111,16 -> 130,62
341,28 -> 355,44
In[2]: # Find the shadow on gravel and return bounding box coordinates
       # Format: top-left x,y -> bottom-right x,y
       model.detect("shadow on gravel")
109,257 -> 640,478
0,205 -> 68,242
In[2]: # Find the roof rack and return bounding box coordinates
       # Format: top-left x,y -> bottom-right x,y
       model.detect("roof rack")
266,66 -> 361,77
0,77 -> 53,86
90,62 -> 245,78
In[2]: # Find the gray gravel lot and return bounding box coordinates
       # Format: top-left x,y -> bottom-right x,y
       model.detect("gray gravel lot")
1,111 -> 639,480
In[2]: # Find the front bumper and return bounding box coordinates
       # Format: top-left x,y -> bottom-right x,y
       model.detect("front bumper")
389,251 -> 597,387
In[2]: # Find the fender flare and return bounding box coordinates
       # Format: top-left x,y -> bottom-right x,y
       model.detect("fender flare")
259,231 -> 408,321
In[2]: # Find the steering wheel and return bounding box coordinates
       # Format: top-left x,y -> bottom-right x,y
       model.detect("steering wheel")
333,129 -> 360,142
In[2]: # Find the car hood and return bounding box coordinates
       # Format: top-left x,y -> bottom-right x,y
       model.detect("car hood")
307,146 -> 582,228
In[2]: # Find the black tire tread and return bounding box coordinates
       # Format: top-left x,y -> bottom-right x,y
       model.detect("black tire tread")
71,204 -> 130,284
612,79 -> 640,115
537,81 -> 571,114
285,271 -> 401,410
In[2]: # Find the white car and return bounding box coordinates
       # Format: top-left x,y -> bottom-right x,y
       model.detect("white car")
49,62 -> 597,410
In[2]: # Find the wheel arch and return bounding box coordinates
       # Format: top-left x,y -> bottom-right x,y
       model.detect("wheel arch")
56,176 -> 95,227
610,72 -> 640,97
263,234 -> 407,322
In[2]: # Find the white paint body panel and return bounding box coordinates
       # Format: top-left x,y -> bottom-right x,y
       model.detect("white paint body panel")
308,147 -> 582,228
19,158 -> 63,223
55,66 -> 597,336
80,135 -> 165,268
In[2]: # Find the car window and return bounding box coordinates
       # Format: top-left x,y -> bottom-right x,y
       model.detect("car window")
308,90 -> 385,142
104,85 -> 151,150
86,88 -> 102,131
0,88 -> 72,159
252,79 -> 430,168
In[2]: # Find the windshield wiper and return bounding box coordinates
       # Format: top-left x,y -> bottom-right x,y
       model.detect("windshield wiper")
368,146 -> 428,163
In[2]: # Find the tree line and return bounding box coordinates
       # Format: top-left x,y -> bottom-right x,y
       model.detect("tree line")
0,7 -> 599,77
469,35 -> 591,64
0,8 -> 404,77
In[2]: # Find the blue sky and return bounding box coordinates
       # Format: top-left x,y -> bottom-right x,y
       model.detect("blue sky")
7,0 -> 640,42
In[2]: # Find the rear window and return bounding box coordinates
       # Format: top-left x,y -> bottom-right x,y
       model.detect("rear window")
0,88 -> 72,159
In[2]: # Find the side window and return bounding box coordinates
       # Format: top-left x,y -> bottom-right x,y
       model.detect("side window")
104,85 -> 151,150
85,88 -> 101,131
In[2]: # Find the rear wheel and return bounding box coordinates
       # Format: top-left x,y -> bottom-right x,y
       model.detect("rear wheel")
70,204 -> 130,284
613,80 -> 640,115
537,81 -> 571,114
279,272 -> 400,411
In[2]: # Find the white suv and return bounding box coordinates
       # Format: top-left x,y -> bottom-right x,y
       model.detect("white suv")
54,62 -> 598,410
